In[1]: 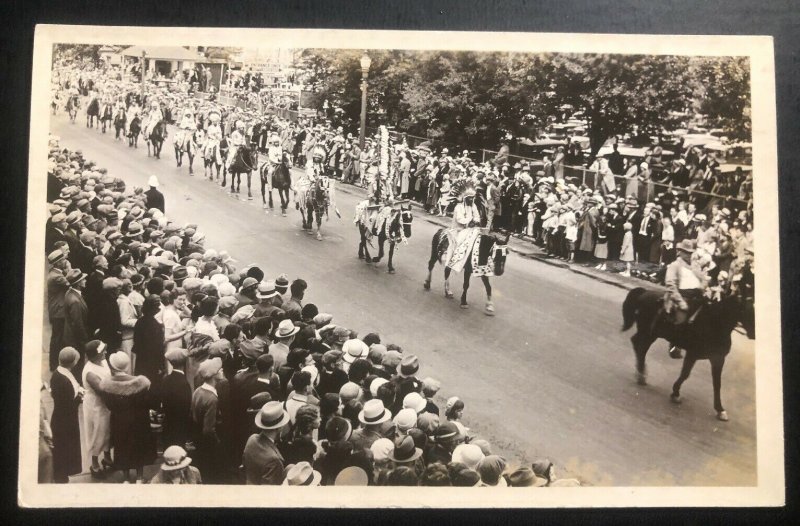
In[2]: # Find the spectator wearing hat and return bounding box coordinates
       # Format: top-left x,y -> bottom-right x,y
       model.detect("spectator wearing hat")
145,175 -> 165,214
252,280 -> 281,321
99,352 -> 155,483
274,274 -> 290,305
445,396 -> 469,439
449,462 -> 481,487
350,399 -> 392,452
148,445 -> 202,484
317,392 -> 341,441
341,339 -> 369,375
194,296 -> 221,343
216,324 -> 244,381
46,249 -> 70,371
95,277 -> 124,352
389,434 -> 424,476
426,421 -> 462,465
73,230 -> 96,274
132,294 -> 166,385
50,347 -> 83,483
81,340 -> 112,477
269,319 -> 298,371
243,401 -> 291,485
282,461 -> 322,486
477,455 -> 508,487
506,466 -> 548,487
62,268 -> 89,370
235,276 -> 259,311
191,357 -> 225,483
282,279 -> 307,321
390,354 -> 422,414
532,458 -> 581,487
314,416 -> 355,485
375,350 -> 402,381
84,255 -> 108,329
280,405 -> 321,465
619,221 -> 635,277
229,352 -> 275,459
159,348 -> 192,450
420,377 -> 441,416
46,212 -> 69,254
316,350 -> 347,397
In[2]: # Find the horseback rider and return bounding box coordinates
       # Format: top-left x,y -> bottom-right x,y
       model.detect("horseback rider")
663,239 -> 708,359
143,99 -> 163,138
266,134 -> 283,177
298,145 -> 338,240
226,120 -> 247,170
176,105 -> 196,150
203,110 -> 223,164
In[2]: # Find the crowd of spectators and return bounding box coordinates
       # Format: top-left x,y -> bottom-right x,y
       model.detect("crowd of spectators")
41,137 -> 581,487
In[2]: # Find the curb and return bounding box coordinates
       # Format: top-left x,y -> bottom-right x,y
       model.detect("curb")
333,181 -> 661,292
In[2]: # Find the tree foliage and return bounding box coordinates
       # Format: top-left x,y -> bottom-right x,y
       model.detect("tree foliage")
53,44 -> 102,65
297,49 -> 750,154
695,56 -> 751,142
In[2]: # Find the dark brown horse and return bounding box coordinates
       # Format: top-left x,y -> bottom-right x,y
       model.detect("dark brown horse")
621,287 -> 749,421
227,143 -> 258,198
146,120 -> 167,159
424,228 -> 510,315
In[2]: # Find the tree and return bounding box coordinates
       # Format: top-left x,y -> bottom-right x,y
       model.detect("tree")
204,47 -> 243,62
544,54 -> 696,158
53,44 -> 102,66
695,57 -> 751,142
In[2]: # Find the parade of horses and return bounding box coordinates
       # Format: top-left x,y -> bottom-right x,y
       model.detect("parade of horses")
35,42 -> 766,492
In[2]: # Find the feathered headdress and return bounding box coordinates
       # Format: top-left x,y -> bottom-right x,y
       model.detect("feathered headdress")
446,178 -> 487,223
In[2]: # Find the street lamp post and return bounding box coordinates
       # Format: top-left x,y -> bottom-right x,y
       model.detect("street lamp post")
358,53 -> 372,150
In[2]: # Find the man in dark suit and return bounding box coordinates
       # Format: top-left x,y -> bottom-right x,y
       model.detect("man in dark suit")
62,269 -> 90,379
634,204 -> 657,263
71,231 -> 96,274
45,213 -> 69,254
144,175 -> 165,214
159,349 -> 193,449
230,354 -> 279,461
83,255 -> 108,335
47,249 -> 70,371
608,143 -> 625,175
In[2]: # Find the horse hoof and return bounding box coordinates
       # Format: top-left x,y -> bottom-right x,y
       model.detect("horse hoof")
423,281 -> 430,290
460,303 -> 469,309
445,292 -> 454,299
716,410 -> 729,422
485,303 -> 495,316
670,393 -> 682,404
281,212 -> 287,217
387,269 -> 395,274
636,372 -> 647,386
316,233 -> 323,241
372,257 -> 381,263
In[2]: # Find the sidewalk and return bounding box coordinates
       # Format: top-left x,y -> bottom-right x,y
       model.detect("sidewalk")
333,181 -> 665,293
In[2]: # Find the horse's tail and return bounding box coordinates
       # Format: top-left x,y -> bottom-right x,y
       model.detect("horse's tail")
430,228 -> 445,264
622,287 -> 648,332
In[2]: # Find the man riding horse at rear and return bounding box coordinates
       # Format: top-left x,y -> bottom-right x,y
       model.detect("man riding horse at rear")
663,239 -> 708,359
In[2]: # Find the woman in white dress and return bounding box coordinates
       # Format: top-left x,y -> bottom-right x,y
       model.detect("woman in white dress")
81,339 -> 113,477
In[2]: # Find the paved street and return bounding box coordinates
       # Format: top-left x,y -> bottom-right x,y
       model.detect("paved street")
48,113 -> 757,486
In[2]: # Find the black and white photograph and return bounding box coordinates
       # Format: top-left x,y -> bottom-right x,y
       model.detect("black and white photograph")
17,26 -> 783,507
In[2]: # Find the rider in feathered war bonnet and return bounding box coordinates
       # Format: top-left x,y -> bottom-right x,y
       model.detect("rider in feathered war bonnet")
143,99 -> 163,138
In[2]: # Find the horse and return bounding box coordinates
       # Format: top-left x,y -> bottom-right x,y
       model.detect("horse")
100,104 -> 113,134
146,120 -> 167,159
424,228 -> 510,315
127,115 -> 141,148
86,97 -> 100,128
174,129 -> 200,175
259,152 -> 293,214
113,107 -> 126,140
299,177 -> 330,240
621,287 -> 749,421
227,143 -> 258,198
66,95 -> 80,123
356,204 -> 413,274
205,136 -> 226,182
